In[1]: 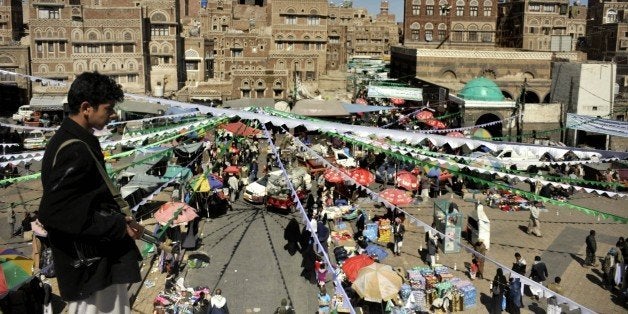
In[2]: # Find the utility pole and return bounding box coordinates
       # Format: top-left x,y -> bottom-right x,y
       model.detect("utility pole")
519,78 -> 527,143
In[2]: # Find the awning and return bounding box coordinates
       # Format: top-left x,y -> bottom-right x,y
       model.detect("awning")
342,104 -> 395,113
116,99 -> 168,115
29,95 -> 66,111
367,85 -> 423,101
292,99 -> 349,116
223,98 -> 276,109
567,113 -> 628,137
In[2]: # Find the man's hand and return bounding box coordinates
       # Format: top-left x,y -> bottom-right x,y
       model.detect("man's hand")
125,216 -> 144,240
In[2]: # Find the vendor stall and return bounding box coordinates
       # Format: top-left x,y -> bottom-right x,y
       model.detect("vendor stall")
434,200 -> 462,254
404,265 -> 477,312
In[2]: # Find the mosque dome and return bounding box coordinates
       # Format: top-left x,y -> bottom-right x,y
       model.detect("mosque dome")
458,77 -> 505,102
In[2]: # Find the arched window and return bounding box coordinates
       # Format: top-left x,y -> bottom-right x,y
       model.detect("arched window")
412,0 -> 421,15
410,22 -> 420,41
483,0 -> 492,17
481,24 -> 492,42
308,9 -> 320,26
151,12 -> 167,22
468,24 -> 478,42
276,35 -> 284,50
607,9 -> 617,23
470,0 -> 478,17
452,23 -> 464,42
426,0 -> 435,15
88,32 -> 97,40
123,32 -> 132,41
425,23 -> 434,42
456,0 -> 464,16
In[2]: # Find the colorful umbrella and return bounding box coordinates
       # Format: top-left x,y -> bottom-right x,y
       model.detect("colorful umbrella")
415,110 -> 434,120
446,131 -> 465,138
379,188 -> 414,206
190,175 -> 211,192
472,128 -> 492,140
342,254 -> 375,282
155,201 -> 198,226
324,168 -> 345,184
352,263 -> 403,302
0,249 -> 33,296
349,168 -> 375,186
207,174 -> 223,190
395,171 -> 419,191
355,98 -> 368,105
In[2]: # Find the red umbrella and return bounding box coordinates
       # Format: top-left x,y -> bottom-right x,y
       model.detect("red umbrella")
324,168 -> 345,184
379,188 -> 414,206
390,98 -> 405,106
395,171 -> 419,191
355,98 -> 368,105
155,202 -> 198,226
219,122 -> 261,137
424,119 -> 447,129
349,168 -> 375,186
415,110 -> 434,120
446,131 -> 465,138
342,254 -> 375,282
224,165 -> 240,175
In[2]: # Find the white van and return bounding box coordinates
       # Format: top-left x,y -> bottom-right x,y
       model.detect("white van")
12,105 -> 34,121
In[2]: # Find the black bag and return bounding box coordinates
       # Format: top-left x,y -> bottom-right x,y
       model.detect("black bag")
334,246 -> 348,262
40,248 -> 55,278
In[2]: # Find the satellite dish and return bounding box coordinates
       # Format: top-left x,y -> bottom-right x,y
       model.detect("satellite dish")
274,101 -> 290,112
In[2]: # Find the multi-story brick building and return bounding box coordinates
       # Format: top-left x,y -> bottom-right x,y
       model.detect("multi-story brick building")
497,0 -> 587,52
585,0 -> 628,96
0,0 -> 29,112
403,0 -> 499,48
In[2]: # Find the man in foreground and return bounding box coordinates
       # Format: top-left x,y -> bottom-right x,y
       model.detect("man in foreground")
39,71 -> 144,313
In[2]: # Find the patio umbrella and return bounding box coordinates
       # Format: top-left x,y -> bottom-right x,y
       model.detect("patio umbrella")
446,131 -> 465,138
349,168 -> 375,186
415,110 -> 434,120
355,98 -> 368,105
0,249 -> 33,296
472,128 -> 492,140
426,167 -> 441,178
155,201 -> 198,226
379,188 -> 413,206
352,263 -> 403,302
395,170 -> 419,191
324,168 -> 345,184
424,119 -> 447,129
190,175 -> 211,193
223,165 -> 240,175
207,174 -> 223,190
342,254 -> 375,282
365,244 -> 389,262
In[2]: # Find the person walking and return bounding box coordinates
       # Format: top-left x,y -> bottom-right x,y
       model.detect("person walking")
209,289 -> 229,314
527,202 -> 542,237
490,268 -> 507,313
506,277 -> 522,314
420,175 -> 430,202
317,286 -> 331,314
426,225 -> 439,267
529,256 -> 549,300
38,72 -> 144,312
474,240 -> 487,280
585,230 -> 598,267
392,217 -> 405,256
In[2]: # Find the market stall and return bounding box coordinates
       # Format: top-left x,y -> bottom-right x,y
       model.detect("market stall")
434,200 -> 463,254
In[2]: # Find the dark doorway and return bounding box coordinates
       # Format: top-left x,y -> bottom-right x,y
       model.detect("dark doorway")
475,113 -> 503,139
0,84 -> 25,116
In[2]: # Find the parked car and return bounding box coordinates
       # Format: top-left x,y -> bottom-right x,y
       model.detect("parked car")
12,105 -> 34,122
23,130 -> 47,150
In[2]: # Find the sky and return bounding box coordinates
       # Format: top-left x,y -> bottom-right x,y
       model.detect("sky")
352,0 -> 405,22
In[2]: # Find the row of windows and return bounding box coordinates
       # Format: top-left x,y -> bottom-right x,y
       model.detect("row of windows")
409,29 -> 493,42
285,16 -> 321,25
35,42 -> 66,53
70,44 -> 135,53
275,42 -> 324,50
412,4 -> 491,17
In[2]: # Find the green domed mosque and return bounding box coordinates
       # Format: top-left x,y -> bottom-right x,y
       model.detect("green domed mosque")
458,77 -> 505,102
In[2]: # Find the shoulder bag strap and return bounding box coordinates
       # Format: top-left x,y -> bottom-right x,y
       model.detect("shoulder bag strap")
53,139 -> 131,215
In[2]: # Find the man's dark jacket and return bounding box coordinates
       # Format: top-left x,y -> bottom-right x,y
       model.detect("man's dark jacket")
586,234 -> 597,253
530,262 -> 548,282
38,118 -> 141,301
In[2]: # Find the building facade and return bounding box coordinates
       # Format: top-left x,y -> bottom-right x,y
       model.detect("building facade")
0,0 -> 28,113
403,0 -> 498,49
497,0 -> 587,52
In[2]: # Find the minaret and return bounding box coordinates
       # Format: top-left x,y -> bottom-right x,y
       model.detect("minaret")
380,0 -> 389,15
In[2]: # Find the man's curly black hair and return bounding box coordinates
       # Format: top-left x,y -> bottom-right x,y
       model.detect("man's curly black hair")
67,71 -> 124,115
